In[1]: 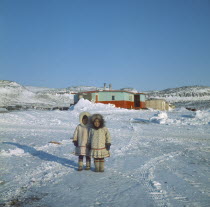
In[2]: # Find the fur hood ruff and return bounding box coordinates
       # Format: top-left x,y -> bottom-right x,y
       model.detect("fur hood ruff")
90,114 -> 105,129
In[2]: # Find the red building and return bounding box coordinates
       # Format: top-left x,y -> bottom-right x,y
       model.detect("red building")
74,90 -> 146,109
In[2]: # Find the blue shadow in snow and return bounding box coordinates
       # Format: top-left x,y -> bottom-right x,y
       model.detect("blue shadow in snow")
181,114 -> 194,118
3,142 -> 77,170
131,118 -> 150,124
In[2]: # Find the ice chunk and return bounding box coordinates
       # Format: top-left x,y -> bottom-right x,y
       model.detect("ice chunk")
150,111 -> 168,124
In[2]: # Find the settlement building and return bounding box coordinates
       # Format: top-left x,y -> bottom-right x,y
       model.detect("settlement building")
74,90 -> 146,109
145,99 -> 174,111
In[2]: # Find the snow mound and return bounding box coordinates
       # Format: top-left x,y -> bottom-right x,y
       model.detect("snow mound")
194,110 -> 209,119
175,110 -> 210,125
71,98 -> 120,113
1,148 -> 26,157
192,110 -> 210,124
0,108 -> 8,113
150,112 -> 169,124
150,110 -> 210,125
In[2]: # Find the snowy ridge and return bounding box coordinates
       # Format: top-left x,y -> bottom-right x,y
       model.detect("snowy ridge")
0,80 -> 73,110
120,87 -> 138,93
66,85 -> 103,92
145,86 -> 210,109
145,85 -> 210,101
25,86 -> 57,93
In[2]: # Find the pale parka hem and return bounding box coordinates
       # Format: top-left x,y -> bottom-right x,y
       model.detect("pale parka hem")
88,114 -> 111,158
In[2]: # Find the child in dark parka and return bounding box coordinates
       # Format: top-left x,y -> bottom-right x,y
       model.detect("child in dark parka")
87,114 -> 111,172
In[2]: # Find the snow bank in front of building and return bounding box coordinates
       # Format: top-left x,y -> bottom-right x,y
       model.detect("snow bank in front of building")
71,98 -> 125,113
72,99 -> 210,126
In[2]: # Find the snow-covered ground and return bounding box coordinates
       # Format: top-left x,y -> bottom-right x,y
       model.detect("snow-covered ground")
1,99 -> 210,207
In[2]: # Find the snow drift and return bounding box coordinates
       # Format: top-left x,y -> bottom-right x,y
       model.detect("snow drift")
70,98 -> 123,113
150,109 -> 210,125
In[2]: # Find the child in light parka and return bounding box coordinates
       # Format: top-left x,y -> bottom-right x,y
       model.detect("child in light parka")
87,114 -> 111,172
73,111 -> 91,171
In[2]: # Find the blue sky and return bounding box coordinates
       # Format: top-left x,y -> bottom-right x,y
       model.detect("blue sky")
0,0 -> 210,91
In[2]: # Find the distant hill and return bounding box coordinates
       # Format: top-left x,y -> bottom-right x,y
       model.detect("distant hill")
0,80 -> 74,110
144,86 -> 210,109
66,86 -> 100,92
145,86 -> 210,98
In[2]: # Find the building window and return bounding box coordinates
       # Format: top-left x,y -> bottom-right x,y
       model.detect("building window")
112,96 -> 115,100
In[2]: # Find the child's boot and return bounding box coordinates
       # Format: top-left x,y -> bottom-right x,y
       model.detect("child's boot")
94,159 -> 100,172
85,157 -> 91,170
78,156 -> 83,171
99,158 -> 104,172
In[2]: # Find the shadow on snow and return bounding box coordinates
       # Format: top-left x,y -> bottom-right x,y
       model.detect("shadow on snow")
3,142 -> 77,170
130,118 -> 150,124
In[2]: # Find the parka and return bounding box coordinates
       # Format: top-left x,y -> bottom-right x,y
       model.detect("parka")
88,114 -> 111,158
73,111 -> 91,156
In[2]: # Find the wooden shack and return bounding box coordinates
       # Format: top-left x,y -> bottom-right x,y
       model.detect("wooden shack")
145,99 -> 174,111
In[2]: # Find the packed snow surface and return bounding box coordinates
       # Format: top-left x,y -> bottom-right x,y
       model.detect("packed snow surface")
1,99 -> 210,207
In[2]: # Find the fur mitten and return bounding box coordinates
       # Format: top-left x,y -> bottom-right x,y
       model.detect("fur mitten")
73,141 -> 78,147
106,143 -> 111,150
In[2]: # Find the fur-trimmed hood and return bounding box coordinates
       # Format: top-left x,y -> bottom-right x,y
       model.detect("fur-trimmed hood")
90,114 -> 105,129
79,111 -> 91,127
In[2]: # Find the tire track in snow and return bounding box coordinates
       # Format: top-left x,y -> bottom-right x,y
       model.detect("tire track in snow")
108,152 -> 181,207
126,120 -> 210,207
94,122 -> 174,207
128,151 -> 182,207
126,121 -> 208,206
160,147 -> 210,205
108,120 -> 196,207
128,121 -> 172,206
